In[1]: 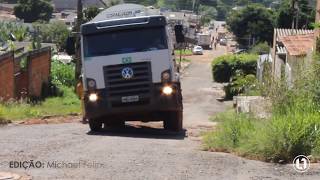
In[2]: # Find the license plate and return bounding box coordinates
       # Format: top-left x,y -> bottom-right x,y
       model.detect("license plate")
121,95 -> 139,103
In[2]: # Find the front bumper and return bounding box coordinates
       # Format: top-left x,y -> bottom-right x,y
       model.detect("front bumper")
84,83 -> 182,120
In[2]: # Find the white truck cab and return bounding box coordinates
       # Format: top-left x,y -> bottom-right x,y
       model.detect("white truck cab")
79,4 -> 183,131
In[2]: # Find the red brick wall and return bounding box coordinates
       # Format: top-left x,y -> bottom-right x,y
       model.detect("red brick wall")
28,48 -> 51,97
0,52 -> 14,100
15,71 -> 29,99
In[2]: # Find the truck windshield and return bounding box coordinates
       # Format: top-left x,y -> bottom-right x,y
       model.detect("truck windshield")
83,27 -> 168,57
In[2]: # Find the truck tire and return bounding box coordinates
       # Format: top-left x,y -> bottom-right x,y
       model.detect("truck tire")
164,110 -> 183,132
89,118 -> 103,132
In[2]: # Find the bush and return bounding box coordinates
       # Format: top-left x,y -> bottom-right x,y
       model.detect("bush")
249,42 -> 270,55
211,53 -> 258,83
33,21 -> 70,51
224,74 -> 258,99
14,0 -> 53,23
50,60 -> 75,87
0,21 -> 29,42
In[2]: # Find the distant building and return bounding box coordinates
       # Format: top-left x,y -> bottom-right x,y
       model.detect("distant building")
52,0 -> 105,12
51,10 -> 77,28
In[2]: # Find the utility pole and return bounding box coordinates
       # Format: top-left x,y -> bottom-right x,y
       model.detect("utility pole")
294,1 -> 299,29
291,0 -> 296,30
192,0 -> 196,13
75,0 -> 83,83
291,0 -> 300,30
315,0 -> 320,51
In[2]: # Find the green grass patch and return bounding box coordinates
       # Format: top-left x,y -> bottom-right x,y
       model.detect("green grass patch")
204,109 -> 320,162
176,58 -> 191,63
0,86 -> 80,121
174,49 -> 193,56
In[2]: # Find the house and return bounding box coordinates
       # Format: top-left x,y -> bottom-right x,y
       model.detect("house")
51,10 -> 77,28
52,0 -> 106,12
271,28 -> 314,86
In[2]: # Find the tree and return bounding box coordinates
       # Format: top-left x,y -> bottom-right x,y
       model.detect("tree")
33,21 -> 70,51
83,6 -> 102,22
215,1 -> 230,20
14,0 -> 53,23
276,0 -> 315,29
227,4 -> 275,47
199,5 -> 217,25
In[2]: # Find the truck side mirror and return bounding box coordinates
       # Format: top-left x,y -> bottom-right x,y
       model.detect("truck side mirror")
66,36 -> 75,55
174,25 -> 185,43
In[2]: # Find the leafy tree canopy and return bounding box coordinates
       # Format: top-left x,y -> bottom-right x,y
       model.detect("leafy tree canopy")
83,6 -> 102,22
199,5 -> 218,25
33,21 -> 70,51
14,0 -> 53,23
227,4 -> 275,47
276,0 -> 315,29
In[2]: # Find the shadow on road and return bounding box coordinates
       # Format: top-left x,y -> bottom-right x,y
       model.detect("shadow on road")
86,123 -> 186,140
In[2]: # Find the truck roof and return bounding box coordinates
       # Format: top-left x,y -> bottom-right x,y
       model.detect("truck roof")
81,4 -> 166,35
89,4 -> 160,23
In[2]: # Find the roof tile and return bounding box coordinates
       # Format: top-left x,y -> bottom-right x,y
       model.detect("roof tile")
279,34 -> 314,56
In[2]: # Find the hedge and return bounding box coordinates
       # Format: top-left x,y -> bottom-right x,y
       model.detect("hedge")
211,54 -> 258,83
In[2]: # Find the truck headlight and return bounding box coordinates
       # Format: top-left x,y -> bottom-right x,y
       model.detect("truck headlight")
162,86 -> 173,95
89,93 -> 98,102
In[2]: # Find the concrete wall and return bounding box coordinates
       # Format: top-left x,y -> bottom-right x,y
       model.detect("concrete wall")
234,96 -> 271,119
0,52 -> 15,100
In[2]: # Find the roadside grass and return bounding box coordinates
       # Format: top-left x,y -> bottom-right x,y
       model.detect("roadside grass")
174,49 -> 193,56
176,58 -> 191,63
0,86 -> 80,121
0,108 -> 7,124
204,61 -> 320,162
204,108 -> 320,162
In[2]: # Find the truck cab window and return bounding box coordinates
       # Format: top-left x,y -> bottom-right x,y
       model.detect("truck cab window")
84,27 -> 168,57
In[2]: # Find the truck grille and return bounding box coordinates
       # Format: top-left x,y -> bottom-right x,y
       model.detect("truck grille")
103,62 -> 152,107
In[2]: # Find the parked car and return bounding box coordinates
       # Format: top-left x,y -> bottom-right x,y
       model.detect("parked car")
192,46 -> 203,55
219,38 -> 227,46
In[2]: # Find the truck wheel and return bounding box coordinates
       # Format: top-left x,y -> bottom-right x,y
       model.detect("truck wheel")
164,111 -> 183,132
89,118 -> 103,132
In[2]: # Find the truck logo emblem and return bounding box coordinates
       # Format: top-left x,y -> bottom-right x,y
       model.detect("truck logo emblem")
121,67 -> 134,79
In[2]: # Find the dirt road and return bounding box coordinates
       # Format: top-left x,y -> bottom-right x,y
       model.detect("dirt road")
1,47 -> 320,180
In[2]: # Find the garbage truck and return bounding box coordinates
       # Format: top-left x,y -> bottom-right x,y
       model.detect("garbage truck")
69,4 -> 183,132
